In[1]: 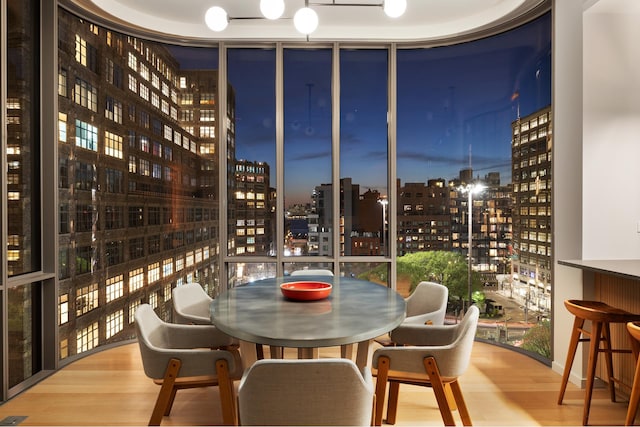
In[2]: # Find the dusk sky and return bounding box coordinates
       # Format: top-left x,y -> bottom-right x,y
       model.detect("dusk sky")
169,12 -> 551,205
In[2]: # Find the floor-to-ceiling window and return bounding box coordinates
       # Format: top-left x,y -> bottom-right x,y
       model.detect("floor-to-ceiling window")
2,3 -> 552,399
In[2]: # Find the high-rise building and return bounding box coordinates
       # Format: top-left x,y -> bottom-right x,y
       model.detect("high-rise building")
56,9 -> 234,358
511,105 -> 552,314
397,179 -> 451,255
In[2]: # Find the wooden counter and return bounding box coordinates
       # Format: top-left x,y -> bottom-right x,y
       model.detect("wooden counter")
558,259 -> 640,394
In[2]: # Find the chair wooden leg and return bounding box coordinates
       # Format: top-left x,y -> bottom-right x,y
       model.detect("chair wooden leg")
424,357 -> 456,426
627,360 -> 640,425
558,316 -> 585,404
445,383 -> 458,411
216,359 -> 237,426
374,356 -> 390,426
150,358 -> 181,426
584,321 -> 603,426
450,379 -> 472,426
386,381 -> 400,425
602,323 -> 617,402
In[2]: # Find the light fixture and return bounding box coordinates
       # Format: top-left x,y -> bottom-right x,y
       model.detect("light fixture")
204,1 -> 405,36
383,0 -> 407,18
204,6 -> 228,32
293,7 -> 319,35
260,0 -> 285,20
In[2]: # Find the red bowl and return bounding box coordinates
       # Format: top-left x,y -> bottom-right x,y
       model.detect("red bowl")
280,281 -> 333,301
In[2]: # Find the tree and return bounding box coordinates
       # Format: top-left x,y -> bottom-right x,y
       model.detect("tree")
521,320 -> 551,358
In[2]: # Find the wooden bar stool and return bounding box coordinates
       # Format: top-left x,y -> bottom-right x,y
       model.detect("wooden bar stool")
558,299 -> 640,425
625,321 -> 640,425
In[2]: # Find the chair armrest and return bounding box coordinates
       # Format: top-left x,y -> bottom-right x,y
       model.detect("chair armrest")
390,323 -> 457,346
372,345 -> 469,378
165,323 -> 234,349
141,347 -> 242,379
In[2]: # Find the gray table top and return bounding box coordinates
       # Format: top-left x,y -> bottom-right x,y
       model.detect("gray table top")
210,276 -> 406,348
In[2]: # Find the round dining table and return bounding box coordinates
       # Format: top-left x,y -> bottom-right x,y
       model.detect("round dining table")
210,275 -> 406,369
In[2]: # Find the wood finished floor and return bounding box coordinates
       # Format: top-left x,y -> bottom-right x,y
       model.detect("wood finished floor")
0,341 -> 632,426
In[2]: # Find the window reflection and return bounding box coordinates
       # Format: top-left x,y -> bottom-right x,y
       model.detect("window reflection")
284,49 -> 332,258
8,283 -> 42,388
339,49 -> 388,257
57,9 -> 221,359
228,48 -> 276,258
6,0 -> 41,276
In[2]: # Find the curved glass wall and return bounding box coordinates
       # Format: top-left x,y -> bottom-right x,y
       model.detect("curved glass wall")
0,4 -> 552,397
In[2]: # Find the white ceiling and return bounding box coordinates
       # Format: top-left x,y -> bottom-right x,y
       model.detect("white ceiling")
62,0 -> 549,43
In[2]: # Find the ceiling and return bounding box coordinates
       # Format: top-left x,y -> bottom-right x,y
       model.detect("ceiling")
62,0 -> 550,44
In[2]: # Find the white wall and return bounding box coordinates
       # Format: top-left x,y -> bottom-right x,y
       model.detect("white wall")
552,0 -> 640,384
583,2 -> 640,259
551,0 -> 586,379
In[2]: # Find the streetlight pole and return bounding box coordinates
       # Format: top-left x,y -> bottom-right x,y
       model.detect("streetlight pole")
459,183 -> 484,311
467,188 -> 473,310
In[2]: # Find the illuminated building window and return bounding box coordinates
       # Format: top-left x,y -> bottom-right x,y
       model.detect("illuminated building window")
104,131 -> 123,159
128,74 -> 137,92
139,83 -> 149,101
148,262 -> 160,284
200,126 -> 215,138
74,78 -> 98,111
59,112 -> 67,142
175,256 -> 184,272
75,119 -> 98,151
76,283 -> 98,317
200,93 -> 215,104
163,258 -> 173,277
200,109 -> 215,121
149,292 -> 158,309
129,268 -> 144,292
186,251 -> 194,267
75,34 -> 87,65
105,97 -> 123,123
128,301 -> 140,324
105,310 -> 124,339
58,69 -> 67,96
106,275 -> 124,303
181,93 -> 193,105
139,63 -> 149,80
76,322 -> 99,354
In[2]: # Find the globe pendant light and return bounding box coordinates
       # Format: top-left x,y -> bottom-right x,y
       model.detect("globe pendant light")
383,0 -> 406,18
204,6 -> 228,31
293,6 -> 319,35
260,0 -> 285,20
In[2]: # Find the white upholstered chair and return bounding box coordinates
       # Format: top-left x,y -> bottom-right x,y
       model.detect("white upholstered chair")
372,305 -> 479,426
172,282 -> 266,360
238,358 -> 375,426
290,268 -> 334,276
135,304 -> 243,426
172,282 -> 212,324
400,281 -> 449,326
376,281 -> 449,347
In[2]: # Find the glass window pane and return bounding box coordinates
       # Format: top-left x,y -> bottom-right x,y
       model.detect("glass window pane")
340,49 -> 388,256
340,262 -> 388,287
227,48 -> 276,258
8,283 -> 42,388
284,49 -> 332,258
58,8 -> 220,359
228,263 -> 276,287
396,14 -> 551,353
7,0 -> 41,276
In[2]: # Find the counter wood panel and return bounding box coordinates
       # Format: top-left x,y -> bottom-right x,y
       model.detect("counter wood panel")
559,259 -> 640,395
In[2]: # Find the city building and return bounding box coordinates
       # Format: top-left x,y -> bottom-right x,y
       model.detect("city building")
511,105 -> 553,313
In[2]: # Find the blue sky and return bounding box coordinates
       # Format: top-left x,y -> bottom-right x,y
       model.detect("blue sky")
169,12 -> 551,205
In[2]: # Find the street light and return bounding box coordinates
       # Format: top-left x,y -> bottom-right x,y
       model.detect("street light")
378,198 -> 389,256
459,183 -> 485,311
